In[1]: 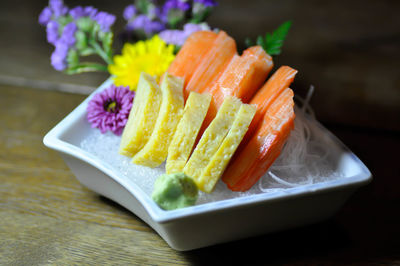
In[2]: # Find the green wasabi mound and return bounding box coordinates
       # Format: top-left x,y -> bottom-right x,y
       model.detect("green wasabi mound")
152,172 -> 198,210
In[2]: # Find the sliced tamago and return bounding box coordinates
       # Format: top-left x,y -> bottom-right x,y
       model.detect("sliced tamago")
132,73 -> 184,167
166,92 -> 212,174
119,73 -> 161,157
183,96 -> 241,187
200,104 -> 256,193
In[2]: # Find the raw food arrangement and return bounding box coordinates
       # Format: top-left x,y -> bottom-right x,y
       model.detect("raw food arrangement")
38,1 -> 343,210
114,30 -> 295,208
80,30 -> 344,210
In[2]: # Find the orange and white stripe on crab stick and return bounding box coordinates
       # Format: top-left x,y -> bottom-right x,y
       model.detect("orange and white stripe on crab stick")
184,30 -> 237,100
201,45 -> 273,130
167,31 -> 218,88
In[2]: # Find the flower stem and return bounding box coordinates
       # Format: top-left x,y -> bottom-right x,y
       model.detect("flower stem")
65,63 -> 108,74
89,39 -> 113,65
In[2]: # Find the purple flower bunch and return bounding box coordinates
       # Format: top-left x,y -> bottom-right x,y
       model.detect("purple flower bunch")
124,1 -> 165,39
159,22 -> 210,46
87,84 -> 135,135
123,0 -> 217,46
39,0 -> 116,73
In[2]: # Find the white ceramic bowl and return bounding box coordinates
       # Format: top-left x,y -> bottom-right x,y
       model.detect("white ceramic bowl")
43,79 -> 372,251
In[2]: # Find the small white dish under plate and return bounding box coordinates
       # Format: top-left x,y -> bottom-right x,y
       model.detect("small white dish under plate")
43,79 -> 372,251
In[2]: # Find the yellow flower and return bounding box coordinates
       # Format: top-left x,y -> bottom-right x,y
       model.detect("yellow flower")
108,35 -> 175,90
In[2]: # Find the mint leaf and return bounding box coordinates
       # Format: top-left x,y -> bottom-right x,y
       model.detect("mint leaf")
245,21 -> 292,56
265,21 -> 291,55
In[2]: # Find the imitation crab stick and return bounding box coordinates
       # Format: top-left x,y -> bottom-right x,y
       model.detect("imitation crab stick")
202,46 -> 273,128
235,46 -> 274,103
222,88 -> 295,191
240,66 -> 297,147
184,30 -> 237,99
167,31 -> 217,87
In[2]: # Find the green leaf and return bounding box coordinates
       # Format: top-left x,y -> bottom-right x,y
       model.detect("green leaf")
98,31 -> 112,50
167,10 -> 185,29
76,17 -> 94,32
90,23 -> 100,42
75,30 -> 87,51
79,48 -> 96,56
58,15 -> 74,28
245,20 -> 292,56
191,5 -> 213,23
101,32 -> 114,59
66,49 -> 79,68
88,38 -> 113,65
136,0 -> 152,14
65,62 -> 108,74
264,21 -> 292,55
173,45 -> 181,54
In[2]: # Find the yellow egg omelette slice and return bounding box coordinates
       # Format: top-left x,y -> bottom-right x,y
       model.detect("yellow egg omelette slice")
199,103 -> 256,193
183,96 -> 242,189
166,91 -> 212,174
119,72 -> 162,157
132,73 -> 184,167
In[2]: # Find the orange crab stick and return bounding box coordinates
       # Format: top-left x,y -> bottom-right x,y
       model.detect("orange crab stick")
222,88 -> 295,191
184,30 -> 237,99
235,46 -> 274,103
240,66 -> 297,146
202,46 -> 273,128
167,31 -> 218,87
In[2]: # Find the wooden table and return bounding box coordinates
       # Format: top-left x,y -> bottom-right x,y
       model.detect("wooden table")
1,0 -> 399,264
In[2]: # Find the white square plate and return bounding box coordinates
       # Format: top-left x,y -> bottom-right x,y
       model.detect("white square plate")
43,79 -> 372,251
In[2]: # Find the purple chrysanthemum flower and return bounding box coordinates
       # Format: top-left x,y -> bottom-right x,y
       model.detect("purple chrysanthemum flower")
46,20 -> 59,45
123,4 -> 137,21
39,7 -> 52,26
49,0 -> 68,18
193,0 -> 217,7
51,40 -> 69,71
86,84 -> 135,135
127,14 -> 165,34
94,11 -> 116,32
69,6 -> 98,20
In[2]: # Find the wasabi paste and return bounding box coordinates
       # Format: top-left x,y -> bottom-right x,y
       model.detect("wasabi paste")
152,173 -> 198,210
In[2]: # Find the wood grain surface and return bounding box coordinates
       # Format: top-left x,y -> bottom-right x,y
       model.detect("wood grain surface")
0,85 -> 187,265
0,0 -> 399,264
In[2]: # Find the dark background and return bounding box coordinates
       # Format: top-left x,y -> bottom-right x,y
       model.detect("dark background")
1,0 -> 399,131
0,0 -> 399,264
